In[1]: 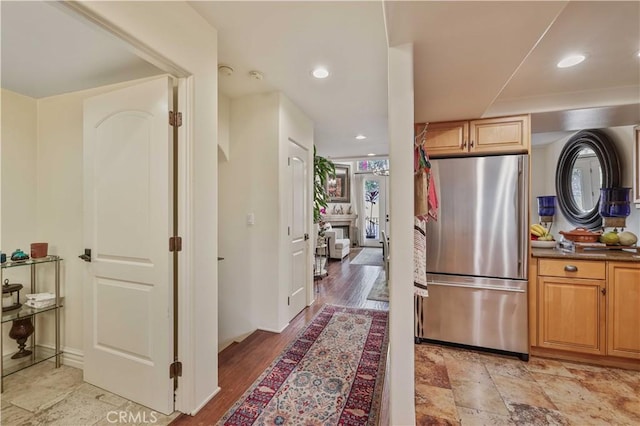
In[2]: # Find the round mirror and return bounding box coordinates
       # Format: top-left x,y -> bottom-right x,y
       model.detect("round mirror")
556,130 -> 620,229
570,147 -> 601,212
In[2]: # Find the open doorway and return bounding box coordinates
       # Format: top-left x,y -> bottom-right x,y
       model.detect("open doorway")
355,159 -> 389,247
1,0 -> 219,417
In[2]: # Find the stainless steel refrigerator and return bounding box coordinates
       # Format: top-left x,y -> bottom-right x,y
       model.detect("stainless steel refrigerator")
415,154 -> 529,360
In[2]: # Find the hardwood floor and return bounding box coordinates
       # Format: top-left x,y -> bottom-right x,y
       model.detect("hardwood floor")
171,248 -> 388,426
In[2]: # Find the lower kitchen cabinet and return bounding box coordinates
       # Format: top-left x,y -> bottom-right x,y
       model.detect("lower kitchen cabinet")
530,256 -> 640,369
607,262 -> 640,360
538,276 -> 605,355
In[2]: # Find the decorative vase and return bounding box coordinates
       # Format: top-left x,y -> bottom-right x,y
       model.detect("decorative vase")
9,317 -> 34,359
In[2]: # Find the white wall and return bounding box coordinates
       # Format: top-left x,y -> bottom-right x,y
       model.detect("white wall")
219,92 -> 279,347
1,89 -> 38,356
218,92 -> 314,348
387,43 -> 416,425
277,93 -> 314,320
531,125 -> 639,237
218,93 -> 230,161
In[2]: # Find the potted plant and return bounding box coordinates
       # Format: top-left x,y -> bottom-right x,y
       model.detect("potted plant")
314,146 -> 335,224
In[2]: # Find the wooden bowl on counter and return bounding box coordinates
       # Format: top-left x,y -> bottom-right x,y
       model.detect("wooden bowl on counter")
559,227 -> 602,243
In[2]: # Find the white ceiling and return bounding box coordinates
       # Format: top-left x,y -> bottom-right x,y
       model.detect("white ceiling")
189,1 -> 389,159
2,1 -> 638,158
0,1 -> 162,99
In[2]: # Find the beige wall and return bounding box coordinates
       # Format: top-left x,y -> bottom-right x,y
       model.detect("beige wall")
531,125 -> 639,236
1,89 -> 38,356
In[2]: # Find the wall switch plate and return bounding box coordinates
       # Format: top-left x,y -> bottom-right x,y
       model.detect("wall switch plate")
247,213 -> 255,226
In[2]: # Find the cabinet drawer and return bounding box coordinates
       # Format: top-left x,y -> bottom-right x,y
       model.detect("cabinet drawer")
538,259 -> 605,280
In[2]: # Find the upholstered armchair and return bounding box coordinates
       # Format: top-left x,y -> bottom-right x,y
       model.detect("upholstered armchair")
325,228 -> 351,260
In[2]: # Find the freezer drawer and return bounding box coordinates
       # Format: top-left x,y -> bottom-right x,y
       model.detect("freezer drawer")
417,275 -> 528,356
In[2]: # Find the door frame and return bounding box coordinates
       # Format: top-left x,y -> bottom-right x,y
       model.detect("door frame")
356,173 -> 388,247
59,2 -> 197,414
286,139 -> 310,321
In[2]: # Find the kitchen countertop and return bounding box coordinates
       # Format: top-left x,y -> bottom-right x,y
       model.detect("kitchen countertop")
531,247 -> 640,262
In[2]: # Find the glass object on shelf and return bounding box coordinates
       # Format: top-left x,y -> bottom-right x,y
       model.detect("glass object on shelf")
536,195 -> 556,218
2,279 -> 23,312
9,318 -> 34,359
1,297 -> 64,324
599,187 -> 631,218
1,255 -> 62,269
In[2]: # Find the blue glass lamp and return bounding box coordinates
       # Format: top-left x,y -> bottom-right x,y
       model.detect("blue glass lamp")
599,187 -> 631,230
537,195 -> 556,230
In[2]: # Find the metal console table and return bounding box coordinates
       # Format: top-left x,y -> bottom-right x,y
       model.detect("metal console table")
1,255 -> 63,392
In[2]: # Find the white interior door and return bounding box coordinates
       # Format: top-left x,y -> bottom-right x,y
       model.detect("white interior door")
83,76 -> 174,414
288,141 -> 308,321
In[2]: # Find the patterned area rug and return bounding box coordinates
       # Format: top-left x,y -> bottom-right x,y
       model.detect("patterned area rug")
366,271 -> 388,302
218,305 -> 389,426
350,247 -> 384,266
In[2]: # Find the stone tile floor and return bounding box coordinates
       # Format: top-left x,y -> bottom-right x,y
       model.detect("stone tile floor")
415,343 -> 640,425
0,361 -> 178,425
3,345 -> 638,425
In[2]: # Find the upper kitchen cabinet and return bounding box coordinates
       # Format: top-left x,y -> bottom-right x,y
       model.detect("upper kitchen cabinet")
419,114 -> 530,158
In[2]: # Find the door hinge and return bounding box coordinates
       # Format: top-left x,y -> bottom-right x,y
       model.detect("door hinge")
288,226 -> 291,236
169,361 -> 182,379
169,236 -> 182,252
288,297 -> 290,306
169,111 -> 183,127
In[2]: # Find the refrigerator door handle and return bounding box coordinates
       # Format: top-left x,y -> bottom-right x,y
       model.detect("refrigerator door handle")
517,156 -> 529,278
429,281 -> 526,293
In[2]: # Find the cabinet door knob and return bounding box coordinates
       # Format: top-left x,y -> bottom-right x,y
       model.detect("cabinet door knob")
470,140 -> 475,148
564,265 -> 577,272
601,288 -> 606,295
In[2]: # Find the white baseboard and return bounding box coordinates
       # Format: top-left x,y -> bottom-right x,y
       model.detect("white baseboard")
257,323 -> 288,334
190,387 -> 220,415
218,330 -> 255,353
38,344 -> 84,370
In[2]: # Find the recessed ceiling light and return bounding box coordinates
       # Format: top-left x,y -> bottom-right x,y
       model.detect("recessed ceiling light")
355,134 -> 367,140
312,67 -> 329,79
367,153 -> 375,157
637,50 -> 640,57
557,54 -> 586,68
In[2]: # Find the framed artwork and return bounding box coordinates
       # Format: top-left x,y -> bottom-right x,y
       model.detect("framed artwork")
326,164 -> 350,203
635,126 -> 640,206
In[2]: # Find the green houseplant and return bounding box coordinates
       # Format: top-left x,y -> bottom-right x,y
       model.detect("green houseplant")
314,146 -> 335,224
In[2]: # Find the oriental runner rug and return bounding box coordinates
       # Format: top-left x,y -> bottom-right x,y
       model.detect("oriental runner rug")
218,305 -> 389,426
